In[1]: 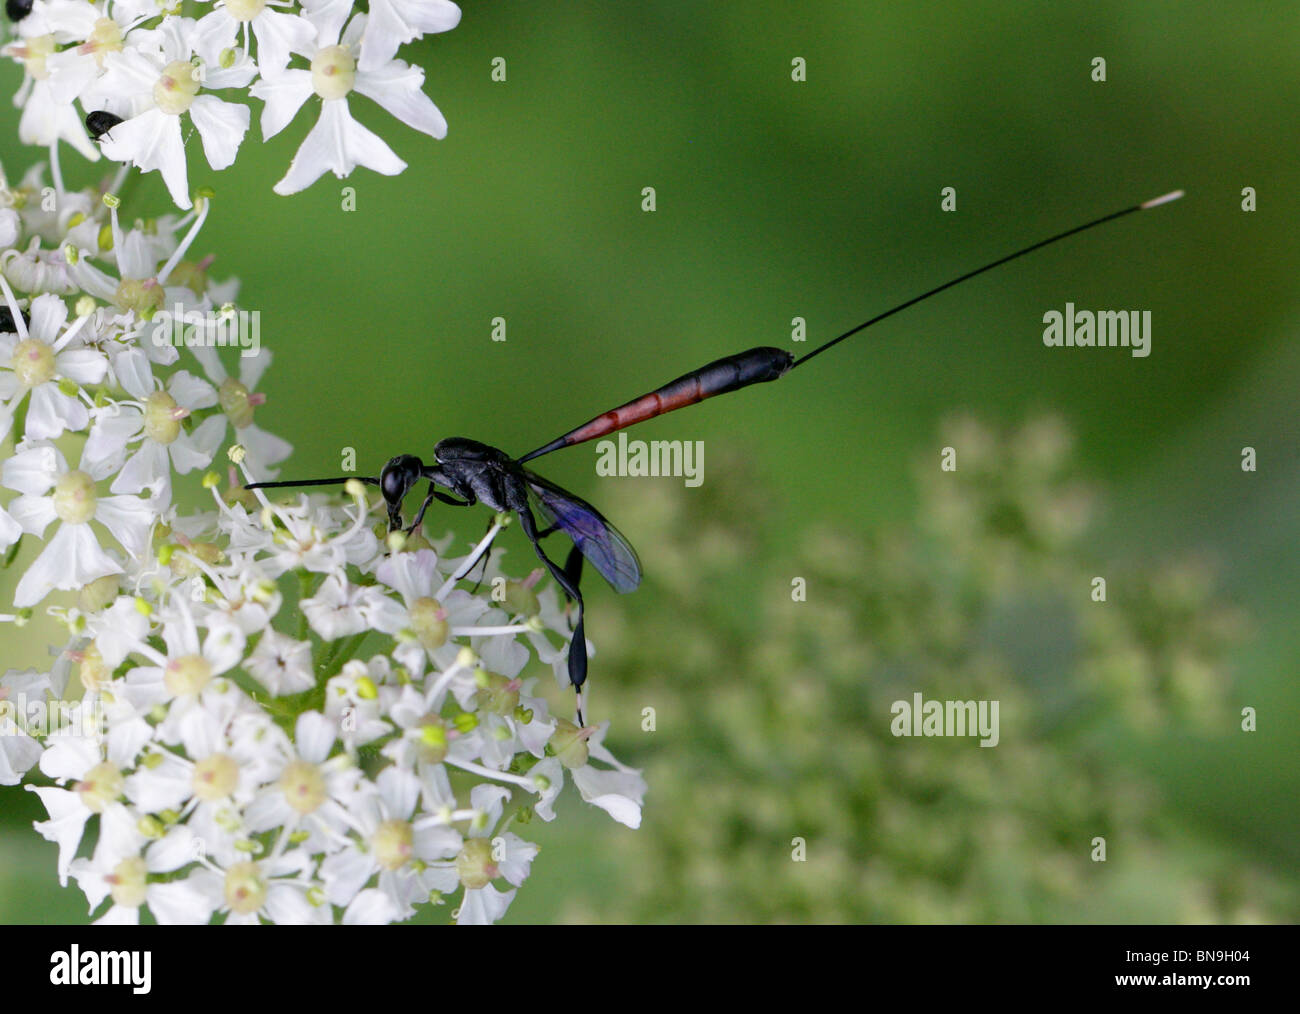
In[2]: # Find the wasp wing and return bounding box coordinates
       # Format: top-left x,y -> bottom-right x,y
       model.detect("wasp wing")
523,470 -> 642,593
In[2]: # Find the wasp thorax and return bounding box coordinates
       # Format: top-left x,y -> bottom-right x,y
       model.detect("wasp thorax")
153,59 -> 201,115
311,45 -> 355,100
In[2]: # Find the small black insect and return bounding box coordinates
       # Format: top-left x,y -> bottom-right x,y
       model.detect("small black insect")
0,305 -> 29,333
85,110 -> 124,141
5,0 -> 34,22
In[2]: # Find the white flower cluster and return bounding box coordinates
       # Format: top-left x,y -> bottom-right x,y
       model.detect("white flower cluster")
1,167 -> 647,925
4,0 -> 461,206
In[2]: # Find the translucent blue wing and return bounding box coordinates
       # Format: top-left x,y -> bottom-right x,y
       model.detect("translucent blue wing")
523,470 -> 642,593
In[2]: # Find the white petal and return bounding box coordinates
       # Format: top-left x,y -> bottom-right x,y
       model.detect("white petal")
167,370 -> 218,410
238,346 -> 273,390
15,523 -> 122,607
189,94 -> 249,172
110,441 -> 169,496
202,622 -> 246,676
101,109 -> 192,211
146,879 -> 213,925
7,494 -> 58,537
249,68 -> 314,140
95,494 -> 157,558
109,346 -> 156,400
359,0 -> 461,72
301,0 -> 353,46
26,383 -> 88,440
342,888 -> 399,925
83,407 -> 145,481
456,884 -> 514,925
2,443 -> 64,495
55,348 -> 109,386
167,427 -> 219,475
28,293 -> 70,342
295,710 -> 336,764
355,60 -> 448,139
29,786 -> 92,886
272,99 -> 406,196
0,506 -> 21,551
252,9 -> 317,74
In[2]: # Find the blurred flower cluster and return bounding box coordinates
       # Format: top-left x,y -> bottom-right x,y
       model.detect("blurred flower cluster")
4,0 -> 460,205
0,164 -> 644,924
577,420 -> 1291,923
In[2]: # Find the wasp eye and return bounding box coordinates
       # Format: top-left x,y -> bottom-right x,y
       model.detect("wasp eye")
381,469 -> 408,503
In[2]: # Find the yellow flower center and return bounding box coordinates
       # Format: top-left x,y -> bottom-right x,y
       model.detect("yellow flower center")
372,820 -> 415,871
83,18 -> 124,69
53,470 -> 97,525
311,45 -> 355,100
218,377 -> 255,429
164,653 -> 213,696
153,60 -> 201,115
20,35 -> 56,80
144,390 -> 187,444
76,761 -> 124,813
11,338 -> 55,388
192,752 -> 239,801
455,838 -> 498,890
114,277 -> 165,317
107,856 -> 148,908
78,643 -> 111,692
224,0 -> 266,22
410,597 -> 449,652
224,861 -> 267,915
279,760 -> 327,815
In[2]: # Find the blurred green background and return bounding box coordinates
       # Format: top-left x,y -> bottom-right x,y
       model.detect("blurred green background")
2,1 -> 1297,922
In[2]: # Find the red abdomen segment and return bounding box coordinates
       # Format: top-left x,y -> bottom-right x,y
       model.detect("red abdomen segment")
518,346 -> 794,462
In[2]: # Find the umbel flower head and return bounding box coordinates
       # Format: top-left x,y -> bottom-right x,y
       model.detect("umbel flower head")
3,0 -> 462,207
0,164 -> 646,925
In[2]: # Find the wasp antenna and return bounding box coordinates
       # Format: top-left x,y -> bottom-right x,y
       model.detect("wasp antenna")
244,476 -> 379,491
1140,189 -> 1185,210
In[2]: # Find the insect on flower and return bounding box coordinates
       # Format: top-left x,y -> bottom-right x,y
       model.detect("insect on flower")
85,110 -> 124,142
248,190 -> 1185,723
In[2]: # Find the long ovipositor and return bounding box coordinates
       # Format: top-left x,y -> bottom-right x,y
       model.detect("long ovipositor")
518,346 -> 793,462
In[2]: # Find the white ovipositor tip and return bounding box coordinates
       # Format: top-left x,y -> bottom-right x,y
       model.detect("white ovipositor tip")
1140,189 -> 1185,210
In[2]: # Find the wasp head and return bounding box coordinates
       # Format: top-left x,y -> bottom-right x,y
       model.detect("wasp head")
379,454 -> 424,530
